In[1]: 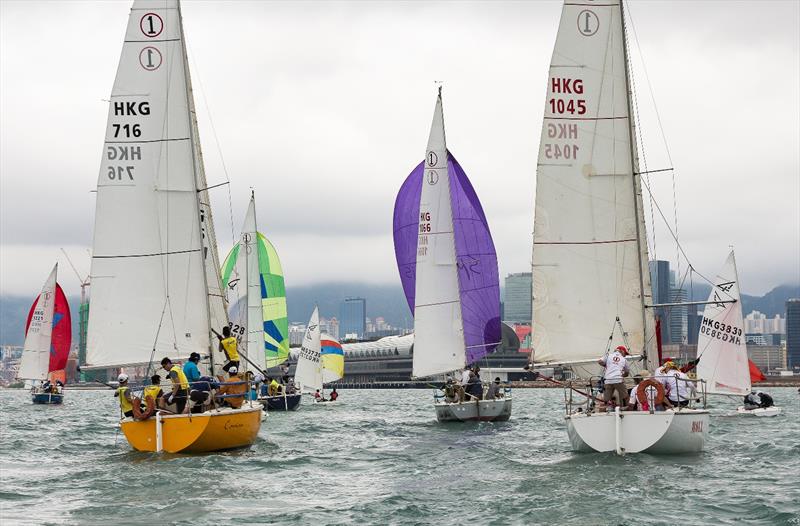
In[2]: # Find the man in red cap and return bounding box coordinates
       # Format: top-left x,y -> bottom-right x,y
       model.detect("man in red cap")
598,345 -> 630,408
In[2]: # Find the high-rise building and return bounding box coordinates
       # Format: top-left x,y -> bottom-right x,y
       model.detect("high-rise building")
669,287 -> 688,345
504,273 -> 532,323
786,299 -> 800,369
340,297 -> 367,340
687,303 -> 701,345
649,260 -> 671,343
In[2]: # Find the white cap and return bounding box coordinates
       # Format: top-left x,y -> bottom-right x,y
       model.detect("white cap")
228,366 -> 238,374
118,373 -> 129,383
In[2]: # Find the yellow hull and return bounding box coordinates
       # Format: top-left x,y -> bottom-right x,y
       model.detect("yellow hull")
120,405 -> 263,453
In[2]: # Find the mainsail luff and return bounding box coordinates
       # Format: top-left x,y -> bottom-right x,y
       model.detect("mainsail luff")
412,90 -> 465,378
86,0 -> 222,369
17,265 -> 58,381
531,0 -> 654,372
695,251 -> 750,395
243,197 -> 267,372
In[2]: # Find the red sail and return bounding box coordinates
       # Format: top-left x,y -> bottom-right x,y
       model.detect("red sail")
748,359 -> 766,383
25,283 -> 72,374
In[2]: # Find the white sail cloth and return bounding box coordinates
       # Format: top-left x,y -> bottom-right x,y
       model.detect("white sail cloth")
294,307 -> 323,392
86,0 -> 227,369
18,265 -> 57,381
532,0 -> 654,369
696,252 -> 749,395
412,91 -> 465,378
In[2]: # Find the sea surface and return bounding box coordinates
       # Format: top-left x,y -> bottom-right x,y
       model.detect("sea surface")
0,387 -> 798,526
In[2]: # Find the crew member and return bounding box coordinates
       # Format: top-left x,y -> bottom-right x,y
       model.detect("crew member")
485,377 -> 503,399
183,352 -> 202,384
662,361 -> 696,407
329,388 -> 339,401
743,391 -> 774,410
143,374 -> 164,409
161,357 -> 190,413
114,373 -> 135,418
217,367 -> 246,409
314,389 -> 326,402
268,378 -> 282,396
599,345 -> 630,408
212,326 -> 240,373
442,377 -> 458,403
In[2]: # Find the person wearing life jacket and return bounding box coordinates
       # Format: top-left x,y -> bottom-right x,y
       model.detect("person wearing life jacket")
161,357 -> 190,413
216,367 -> 246,409
114,373 -> 136,418
314,389 -> 326,402
329,388 -> 339,401
599,345 -> 630,408
212,326 -> 240,373
743,390 -> 774,410
267,378 -> 282,396
143,374 -> 164,410
441,376 -> 458,403
661,361 -> 696,408
189,375 -> 219,413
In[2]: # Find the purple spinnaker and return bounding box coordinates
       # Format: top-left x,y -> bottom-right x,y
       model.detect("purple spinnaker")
449,153 -> 501,363
392,161 -> 424,313
392,153 -> 501,365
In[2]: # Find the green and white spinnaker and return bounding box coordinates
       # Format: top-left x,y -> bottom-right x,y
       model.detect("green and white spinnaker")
221,195 -> 289,370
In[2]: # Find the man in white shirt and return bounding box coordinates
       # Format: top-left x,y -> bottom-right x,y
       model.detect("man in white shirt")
661,362 -> 696,407
598,345 -> 630,408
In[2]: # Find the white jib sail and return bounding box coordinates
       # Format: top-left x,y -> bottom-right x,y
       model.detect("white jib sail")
695,251 -> 749,395
243,196 -> 267,372
17,264 -> 58,381
531,0 -> 654,370
295,306 -> 323,392
87,0 -> 220,369
412,90 -> 465,378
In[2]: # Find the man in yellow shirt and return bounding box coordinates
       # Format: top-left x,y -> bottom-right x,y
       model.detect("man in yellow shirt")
212,326 -> 240,373
161,357 -> 189,413
114,373 -> 136,418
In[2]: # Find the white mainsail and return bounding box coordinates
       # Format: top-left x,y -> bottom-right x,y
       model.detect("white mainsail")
531,0 -> 654,371
412,90 -> 465,378
86,0 -> 227,370
695,251 -> 749,395
17,264 -> 58,381
295,307 -> 323,392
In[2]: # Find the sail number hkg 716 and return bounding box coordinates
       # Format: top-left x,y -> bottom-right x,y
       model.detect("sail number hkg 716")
106,100 -> 150,182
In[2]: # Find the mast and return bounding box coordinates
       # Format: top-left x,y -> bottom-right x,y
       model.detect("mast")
619,0 -> 654,371
177,0 -> 226,375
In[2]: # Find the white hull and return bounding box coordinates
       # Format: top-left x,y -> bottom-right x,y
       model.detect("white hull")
434,398 -> 512,422
566,408 -> 709,454
736,406 -> 782,417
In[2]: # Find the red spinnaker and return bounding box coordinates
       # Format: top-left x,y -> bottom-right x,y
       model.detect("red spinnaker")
25,283 -> 71,374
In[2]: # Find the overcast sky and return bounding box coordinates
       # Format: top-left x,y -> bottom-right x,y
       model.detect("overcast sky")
1,0 -> 798,300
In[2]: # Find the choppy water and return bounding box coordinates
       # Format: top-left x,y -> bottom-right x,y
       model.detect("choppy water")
1,387 -> 798,525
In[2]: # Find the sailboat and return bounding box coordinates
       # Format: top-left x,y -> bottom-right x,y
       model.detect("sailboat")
18,264 -> 71,405
82,0 -> 261,453
220,193 -> 297,411
293,306 -> 345,405
531,0 -> 709,453
695,251 -> 781,417
393,89 -> 509,423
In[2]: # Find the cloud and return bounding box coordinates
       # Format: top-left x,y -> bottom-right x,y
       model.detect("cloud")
1,0 -> 797,301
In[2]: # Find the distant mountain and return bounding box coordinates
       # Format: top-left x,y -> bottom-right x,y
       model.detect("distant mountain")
0,283 -> 413,347
3,281 -> 796,347
0,295 -> 82,348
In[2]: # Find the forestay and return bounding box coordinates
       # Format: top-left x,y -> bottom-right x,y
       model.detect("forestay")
87,0 -> 227,369
696,252 -> 749,395
17,265 -> 57,381
295,307 -> 323,392
531,0 -> 654,369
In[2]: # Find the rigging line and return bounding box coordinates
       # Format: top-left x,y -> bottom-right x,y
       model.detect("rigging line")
626,0 -> 682,274
185,40 -> 237,250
